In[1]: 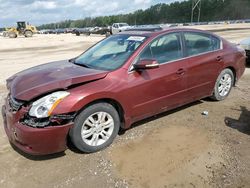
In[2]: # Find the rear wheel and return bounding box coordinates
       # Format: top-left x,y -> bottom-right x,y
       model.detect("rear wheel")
24,30 -> 33,37
3,32 -> 8,37
70,103 -> 120,153
8,32 -> 17,38
211,68 -> 234,101
84,32 -> 90,36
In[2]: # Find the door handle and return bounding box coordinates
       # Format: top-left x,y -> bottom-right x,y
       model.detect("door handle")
176,68 -> 186,75
216,56 -> 223,62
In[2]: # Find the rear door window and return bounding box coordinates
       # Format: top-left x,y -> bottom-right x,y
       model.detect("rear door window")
184,32 -> 221,56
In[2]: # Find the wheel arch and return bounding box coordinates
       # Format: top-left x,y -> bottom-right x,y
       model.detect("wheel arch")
75,98 -> 126,129
225,66 -> 236,85
25,29 -> 33,33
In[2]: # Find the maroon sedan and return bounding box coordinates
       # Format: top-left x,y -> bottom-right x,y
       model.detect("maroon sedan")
2,28 -> 246,155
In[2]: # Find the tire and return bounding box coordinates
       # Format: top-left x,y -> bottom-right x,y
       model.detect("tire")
9,32 -> 17,38
75,32 -> 80,36
24,30 -> 33,37
70,103 -> 120,153
84,32 -> 90,36
3,32 -> 8,37
211,68 -> 234,101
106,32 -> 111,37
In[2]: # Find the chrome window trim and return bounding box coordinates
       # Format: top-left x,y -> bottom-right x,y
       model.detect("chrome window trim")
128,48 -> 223,74
128,31 -> 223,73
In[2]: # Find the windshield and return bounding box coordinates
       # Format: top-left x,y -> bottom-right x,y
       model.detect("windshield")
119,23 -> 129,27
75,35 -> 147,71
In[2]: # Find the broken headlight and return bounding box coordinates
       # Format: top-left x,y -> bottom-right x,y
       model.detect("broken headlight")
29,91 -> 70,118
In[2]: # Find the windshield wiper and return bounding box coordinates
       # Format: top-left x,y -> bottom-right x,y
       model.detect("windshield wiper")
74,62 -> 92,69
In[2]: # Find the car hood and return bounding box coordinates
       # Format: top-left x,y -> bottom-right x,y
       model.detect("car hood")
7,60 -> 108,101
120,26 -> 131,30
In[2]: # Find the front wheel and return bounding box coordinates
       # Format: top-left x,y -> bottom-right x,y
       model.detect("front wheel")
24,30 -> 33,37
211,68 -> 234,101
70,103 -> 120,153
8,32 -> 17,38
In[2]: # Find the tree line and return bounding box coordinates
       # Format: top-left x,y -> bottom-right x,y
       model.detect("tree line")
38,0 -> 250,29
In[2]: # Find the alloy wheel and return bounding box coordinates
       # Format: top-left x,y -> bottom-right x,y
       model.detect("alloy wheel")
218,73 -> 232,97
81,112 -> 114,146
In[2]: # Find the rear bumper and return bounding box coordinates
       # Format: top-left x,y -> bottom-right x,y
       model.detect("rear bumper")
2,104 -> 73,155
235,55 -> 246,82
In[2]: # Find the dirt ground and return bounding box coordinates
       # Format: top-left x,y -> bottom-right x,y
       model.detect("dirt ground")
0,24 -> 250,188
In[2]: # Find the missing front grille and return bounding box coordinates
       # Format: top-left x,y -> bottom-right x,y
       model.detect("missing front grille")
8,95 -> 24,111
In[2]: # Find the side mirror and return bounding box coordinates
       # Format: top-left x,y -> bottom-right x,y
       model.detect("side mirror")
134,59 -> 159,70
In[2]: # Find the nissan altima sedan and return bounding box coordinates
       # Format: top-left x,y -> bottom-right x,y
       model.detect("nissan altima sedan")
2,28 -> 246,155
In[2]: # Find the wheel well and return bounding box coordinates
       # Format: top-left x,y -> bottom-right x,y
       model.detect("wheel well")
225,66 -> 236,85
76,98 -> 125,128
25,29 -> 32,33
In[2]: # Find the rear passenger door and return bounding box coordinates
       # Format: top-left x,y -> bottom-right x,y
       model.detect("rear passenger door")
183,32 -> 223,100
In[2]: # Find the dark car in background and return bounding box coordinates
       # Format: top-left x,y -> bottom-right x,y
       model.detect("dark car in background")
73,27 -> 110,36
72,28 -> 91,36
89,27 -> 110,35
2,28 -> 246,155
55,28 -> 65,34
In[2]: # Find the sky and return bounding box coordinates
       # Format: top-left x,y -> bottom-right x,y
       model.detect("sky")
0,0 -> 182,26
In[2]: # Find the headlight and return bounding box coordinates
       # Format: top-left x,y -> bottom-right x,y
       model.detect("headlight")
29,91 -> 70,118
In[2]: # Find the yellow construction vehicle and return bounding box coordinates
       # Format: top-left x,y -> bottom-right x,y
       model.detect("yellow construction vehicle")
5,21 -> 37,38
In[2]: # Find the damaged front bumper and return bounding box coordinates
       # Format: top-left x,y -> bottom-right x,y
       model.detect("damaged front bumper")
1,98 -> 74,155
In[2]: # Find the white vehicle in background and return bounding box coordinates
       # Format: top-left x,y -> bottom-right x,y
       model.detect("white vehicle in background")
240,37 -> 250,63
111,23 -> 130,34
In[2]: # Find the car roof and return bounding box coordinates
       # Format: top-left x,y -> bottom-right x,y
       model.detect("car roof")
119,27 -> 217,38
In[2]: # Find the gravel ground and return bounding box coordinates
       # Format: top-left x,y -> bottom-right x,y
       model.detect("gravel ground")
0,24 -> 250,188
